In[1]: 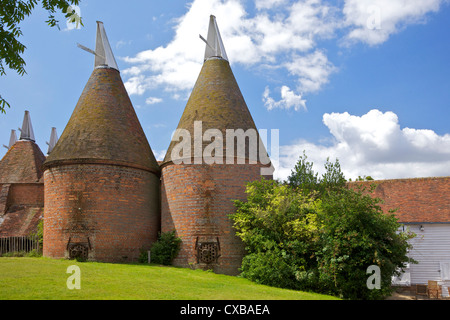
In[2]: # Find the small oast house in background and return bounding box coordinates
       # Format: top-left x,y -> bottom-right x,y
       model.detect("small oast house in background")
0,17 -> 449,292
0,110 -> 45,254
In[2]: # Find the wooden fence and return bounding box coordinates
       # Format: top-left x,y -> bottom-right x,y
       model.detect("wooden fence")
0,236 -> 40,255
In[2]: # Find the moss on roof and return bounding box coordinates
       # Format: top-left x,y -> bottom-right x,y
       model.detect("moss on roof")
44,67 -> 160,174
163,58 -> 266,165
0,140 -> 46,183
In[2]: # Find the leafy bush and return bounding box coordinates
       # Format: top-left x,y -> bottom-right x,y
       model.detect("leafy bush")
231,153 -> 415,300
1,249 -> 41,257
232,178 -> 322,292
240,250 -> 298,290
149,231 -> 182,265
316,186 -> 415,299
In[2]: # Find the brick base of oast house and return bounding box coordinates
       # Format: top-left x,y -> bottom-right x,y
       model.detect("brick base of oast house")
43,163 -> 160,262
161,162 -> 271,276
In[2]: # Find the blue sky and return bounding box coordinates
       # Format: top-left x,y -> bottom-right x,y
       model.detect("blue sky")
1,0 -> 449,181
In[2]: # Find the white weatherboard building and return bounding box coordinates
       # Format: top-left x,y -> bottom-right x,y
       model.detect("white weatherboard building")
352,177 -> 450,297
394,224 -> 450,297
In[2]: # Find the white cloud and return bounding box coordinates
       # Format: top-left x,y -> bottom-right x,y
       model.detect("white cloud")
153,149 -> 167,161
116,40 -> 132,49
274,109 -> 450,181
122,0 -> 338,107
285,50 -> 337,93
263,86 -> 306,111
342,0 -> 443,45
145,97 -> 163,105
124,75 -> 153,95
255,0 -> 287,10
121,0 -> 446,112
122,0 -> 248,95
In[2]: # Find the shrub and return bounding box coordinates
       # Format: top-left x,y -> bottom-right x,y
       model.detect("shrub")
232,178 -> 322,292
231,153 -> 415,300
150,231 -> 182,265
1,249 -> 41,257
240,249 -> 298,290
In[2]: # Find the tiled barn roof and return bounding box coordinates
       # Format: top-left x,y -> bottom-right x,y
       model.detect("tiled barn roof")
349,176 -> 450,223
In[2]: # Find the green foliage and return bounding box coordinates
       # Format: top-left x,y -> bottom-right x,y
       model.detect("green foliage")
240,250 -> 300,290
149,231 -> 182,265
29,219 -> 43,250
1,249 -> 41,257
232,152 -> 415,300
232,178 -> 323,292
316,186 -> 415,299
287,152 -> 346,196
0,0 -> 83,113
350,175 -> 375,181
287,151 -> 319,194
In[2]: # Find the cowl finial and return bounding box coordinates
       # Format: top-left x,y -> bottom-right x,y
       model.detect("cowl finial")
199,15 -> 228,62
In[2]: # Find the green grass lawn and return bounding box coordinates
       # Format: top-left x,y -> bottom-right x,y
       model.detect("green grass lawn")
0,257 -> 339,300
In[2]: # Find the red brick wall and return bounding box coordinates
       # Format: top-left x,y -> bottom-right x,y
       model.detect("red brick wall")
161,162 -> 268,275
0,183 -> 44,237
43,163 -> 160,262
7,184 -> 44,206
348,177 -> 450,223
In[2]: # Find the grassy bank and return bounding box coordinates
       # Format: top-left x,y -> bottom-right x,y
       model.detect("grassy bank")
0,257 -> 339,300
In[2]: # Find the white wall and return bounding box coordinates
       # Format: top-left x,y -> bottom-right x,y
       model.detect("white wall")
401,224 -> 450,296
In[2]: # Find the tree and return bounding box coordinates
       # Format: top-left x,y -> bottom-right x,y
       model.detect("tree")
287,151 -> 319,194
231,152 -> 415,299
316,185 -> 415,299
0,0 -> 83,113
232,178 -> 324,291
287,152 -> 346,195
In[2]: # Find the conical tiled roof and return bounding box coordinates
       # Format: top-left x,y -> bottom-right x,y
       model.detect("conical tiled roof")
162,57 -> 266,165
0,111 -> 46,183
44,67 -> 160,174
45,22 -> 159,174
0,140 -> 46,183
163,16 -> 269,166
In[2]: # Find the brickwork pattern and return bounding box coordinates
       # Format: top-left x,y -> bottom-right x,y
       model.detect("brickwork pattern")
161,162 -> 267,275
43,164 -> 160,262
7,184 -> 44,207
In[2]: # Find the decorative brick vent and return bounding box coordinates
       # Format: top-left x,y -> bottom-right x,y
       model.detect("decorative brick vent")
197,241 -> 220,264
68,243 -> 89,260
